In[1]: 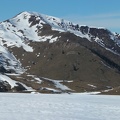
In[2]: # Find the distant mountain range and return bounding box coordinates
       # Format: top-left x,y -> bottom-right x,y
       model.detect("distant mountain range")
0,11 -> 120,94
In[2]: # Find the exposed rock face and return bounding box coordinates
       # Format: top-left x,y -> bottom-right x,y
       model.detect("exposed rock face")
0,11 -> 120,94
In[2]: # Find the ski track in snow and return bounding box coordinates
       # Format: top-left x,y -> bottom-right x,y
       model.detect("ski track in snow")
0,93 -> 120,120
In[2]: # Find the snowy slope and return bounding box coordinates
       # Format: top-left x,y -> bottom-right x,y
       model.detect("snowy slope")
0,93 -> 120,120
31,12 -> 120,46
0,44 -> 23,73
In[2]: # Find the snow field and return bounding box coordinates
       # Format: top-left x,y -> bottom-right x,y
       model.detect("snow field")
0,93 -> 120,120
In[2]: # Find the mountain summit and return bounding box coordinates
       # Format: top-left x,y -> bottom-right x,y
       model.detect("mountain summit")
0,11 -> 120,94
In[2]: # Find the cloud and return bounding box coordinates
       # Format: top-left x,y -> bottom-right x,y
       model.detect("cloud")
63,12 -> 120,32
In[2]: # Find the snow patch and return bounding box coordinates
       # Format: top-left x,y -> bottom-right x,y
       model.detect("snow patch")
0,74 -> 18,88
49,36 -> 58,43
41,77 -> 71,91
88,84 -> 97,88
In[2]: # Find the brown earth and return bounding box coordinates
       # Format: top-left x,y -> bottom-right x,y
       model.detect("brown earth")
5,24 -> 120,94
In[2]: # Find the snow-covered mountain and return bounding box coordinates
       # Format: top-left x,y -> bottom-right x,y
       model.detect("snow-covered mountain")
0,11 -> 120,94
0,11 -> 120,52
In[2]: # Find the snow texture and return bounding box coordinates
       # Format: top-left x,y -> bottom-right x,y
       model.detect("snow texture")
0,93 -> 120,120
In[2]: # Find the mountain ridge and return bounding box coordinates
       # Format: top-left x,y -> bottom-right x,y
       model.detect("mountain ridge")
0,11 -> 120,94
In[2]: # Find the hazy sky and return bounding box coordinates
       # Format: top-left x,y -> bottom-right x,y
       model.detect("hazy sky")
0,0 -> 120,33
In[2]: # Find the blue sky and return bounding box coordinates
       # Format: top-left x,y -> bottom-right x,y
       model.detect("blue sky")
0,0 -> 120,33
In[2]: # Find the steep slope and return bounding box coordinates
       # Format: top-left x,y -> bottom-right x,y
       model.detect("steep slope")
0,45 -> 23,73
0,11 -> 120,93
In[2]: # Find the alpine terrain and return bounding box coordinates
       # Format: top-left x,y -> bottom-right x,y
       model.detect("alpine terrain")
0,11 -> 120,94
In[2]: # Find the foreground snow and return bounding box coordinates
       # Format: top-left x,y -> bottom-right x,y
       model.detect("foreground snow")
0,93 -> 120,120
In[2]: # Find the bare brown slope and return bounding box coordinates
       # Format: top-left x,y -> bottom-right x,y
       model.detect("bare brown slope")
9,40 -> 120,93
7,24 -> 120,93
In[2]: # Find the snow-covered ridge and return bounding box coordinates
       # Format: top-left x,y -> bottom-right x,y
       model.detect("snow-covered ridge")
0,11 -> 119,53
0,12 -> 120,52
31,11 -> 120,44
0,11 -> 65,51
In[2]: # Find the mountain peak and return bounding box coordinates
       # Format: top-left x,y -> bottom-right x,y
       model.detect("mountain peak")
0,11 -> 120,51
